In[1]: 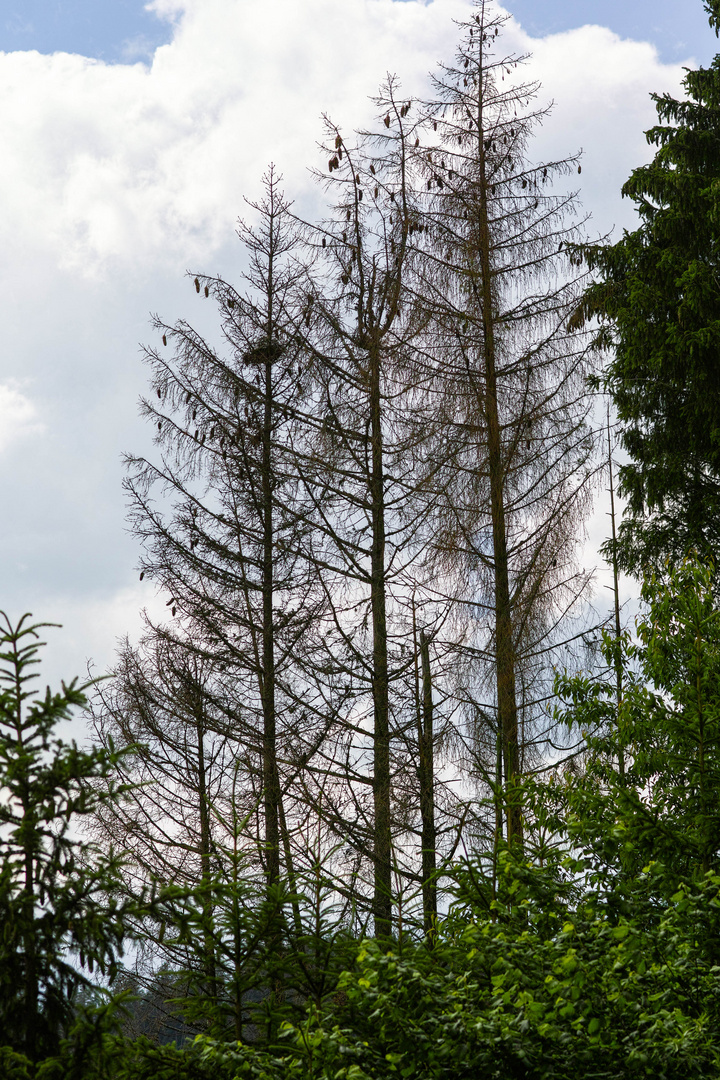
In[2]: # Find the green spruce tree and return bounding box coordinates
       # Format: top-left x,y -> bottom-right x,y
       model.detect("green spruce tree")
0,613 -> 134,1061
580,0 -> 720,572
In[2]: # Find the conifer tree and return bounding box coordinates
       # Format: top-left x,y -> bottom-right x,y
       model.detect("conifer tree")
579,0 -> 720,573
295,89 -> 439,937
415,0 -> 597,848
125,169 -> 325,893
90,630 -> 231,1013
0,614 -> 134,1060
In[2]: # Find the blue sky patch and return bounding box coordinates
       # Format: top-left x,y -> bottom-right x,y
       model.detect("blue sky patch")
499,0 -> 714,64
0,2 -> 716,69
1,0 -> 174,62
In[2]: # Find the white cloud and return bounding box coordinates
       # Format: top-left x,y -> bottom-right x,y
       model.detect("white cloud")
0,382 -> 43,453
23,584 -> 172,743
0,0 -> 463,277
526,24 -> 685,237
0,1 -> 689,283
38,583 -> 168,681
119,34 -> 161,63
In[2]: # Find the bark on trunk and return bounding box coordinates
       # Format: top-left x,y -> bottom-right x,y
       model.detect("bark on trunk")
23,832 -> 38,1057
474,107 -> 522,849
262,343 -> 280,886
608,413 -> 625,779
419,630 -> 437,944
370,336 -> 392,938
195,708 -> 216,1002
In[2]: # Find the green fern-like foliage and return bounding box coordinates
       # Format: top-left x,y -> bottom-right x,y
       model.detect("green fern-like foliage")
0,613 -> 133,1060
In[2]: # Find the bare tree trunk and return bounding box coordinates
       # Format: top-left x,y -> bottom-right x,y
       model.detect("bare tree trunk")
23,830 -> 38,1057
418,630 -> 437,943
474,131 -> 522,849
278,791 -> 303,933
369,336 -> 392,939
492,720 -> 503,907
607,410 -> 625,779
18,699 -> 39,1054
195,707 -> 217,1004
262,342 -> 280,886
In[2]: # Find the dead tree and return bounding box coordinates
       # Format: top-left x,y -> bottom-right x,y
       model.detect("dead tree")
291,84 -> 452,937
124,168 -> 326,892
89,630 -> 235,1020
414,0 -> 599,851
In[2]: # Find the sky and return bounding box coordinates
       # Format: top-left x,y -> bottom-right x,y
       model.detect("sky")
0,0 -> 716,697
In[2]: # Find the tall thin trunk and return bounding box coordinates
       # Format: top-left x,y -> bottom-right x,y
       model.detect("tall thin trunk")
16,672 -> 38,1057
230,772 -> 244,1042
418,630 -> 437,944
370,335 -> 392,938
492,719 -> 503,908
474,110 -> 522,849
607,410 -> 625,778
261,253 -> 280,887
278,791 -> 302,933
23,819 -> 37,1056
195,707 -> 216,1003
